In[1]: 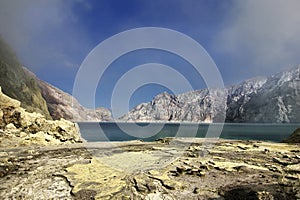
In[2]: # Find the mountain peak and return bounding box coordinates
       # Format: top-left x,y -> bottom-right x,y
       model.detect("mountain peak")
121,65 -> 300,123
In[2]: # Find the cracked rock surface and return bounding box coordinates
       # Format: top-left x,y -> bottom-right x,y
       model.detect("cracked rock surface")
0,139 -> 299,199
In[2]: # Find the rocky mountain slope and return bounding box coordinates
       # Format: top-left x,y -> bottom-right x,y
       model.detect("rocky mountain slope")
237,66 -> 300,123
37,79 -> 112,121
120,89 -> 227,123
23,68 -> 112,122
0,38 -> 51,119
0,37 -> 111,122
120,66 -> 300,123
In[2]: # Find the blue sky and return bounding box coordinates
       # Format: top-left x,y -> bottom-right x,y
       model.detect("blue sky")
1,0 -> 300,115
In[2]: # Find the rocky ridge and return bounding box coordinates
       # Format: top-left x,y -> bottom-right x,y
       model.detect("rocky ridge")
238,66 -> 300,123
120,89 -> 227,123
24,68 -> 112,122
0,37 -> 51,119
0,86 -> 81,147
121,66 -> 300,123
0,37 -> 111,122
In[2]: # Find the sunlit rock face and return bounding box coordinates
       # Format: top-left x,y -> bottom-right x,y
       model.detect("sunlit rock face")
120,89 -> 228,123
0,86 -> 82,147
35,76 -> 112,122
23,67 -> 112,122
121,66 -> 300,123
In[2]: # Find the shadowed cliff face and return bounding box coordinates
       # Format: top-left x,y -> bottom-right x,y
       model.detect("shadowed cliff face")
120,65 -> 300,123
0,37 -> 51,119
240,67 -> 300,123
283,128 -> 300,143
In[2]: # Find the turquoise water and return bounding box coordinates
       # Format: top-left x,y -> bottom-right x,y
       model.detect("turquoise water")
78,122 -> 300,142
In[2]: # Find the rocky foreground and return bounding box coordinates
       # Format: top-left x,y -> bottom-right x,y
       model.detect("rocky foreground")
0,80 -> 299,199
0,138 -> 299,200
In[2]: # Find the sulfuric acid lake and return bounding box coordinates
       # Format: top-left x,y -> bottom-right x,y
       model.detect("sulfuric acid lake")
78,122 -> 300,142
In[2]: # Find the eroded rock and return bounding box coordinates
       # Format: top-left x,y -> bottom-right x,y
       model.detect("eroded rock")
0,86 -> 81,147
0,139 -> 299,199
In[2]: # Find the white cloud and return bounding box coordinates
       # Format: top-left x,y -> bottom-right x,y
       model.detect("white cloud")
0,0 -> 89,70
215,0 -> 300,75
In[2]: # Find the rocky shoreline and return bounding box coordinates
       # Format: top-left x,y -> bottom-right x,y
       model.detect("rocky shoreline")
0,138 -> 299,199
0,84 -> 299,199
1,25 -> 300,200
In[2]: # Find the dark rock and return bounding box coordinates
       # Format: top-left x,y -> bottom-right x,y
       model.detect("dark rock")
187,151 -> 199,158
155,137 -> 171,144
73,189 -> 97,200
237,146 -> 248,150
273,157 -> 289,166
220,184 -> 297,200
264,149 -> 270,153
176,166 -> 186,174
283,128 -> 300,143
193,187 -> 200,194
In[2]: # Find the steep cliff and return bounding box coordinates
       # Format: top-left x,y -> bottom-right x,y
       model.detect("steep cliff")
226,77 -> 267,122
240,66 -> 300,123
0,38 -> 111,122
120,89 -> 227,122
37,77 -> 112,121
0,37 -> 51,119
120,66 -> 300,123
23,68 -> 112,122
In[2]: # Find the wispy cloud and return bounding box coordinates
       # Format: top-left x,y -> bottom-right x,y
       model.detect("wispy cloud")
2,0 -> 300,109
215,0 -> 300,76
0,0 -> 90,70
